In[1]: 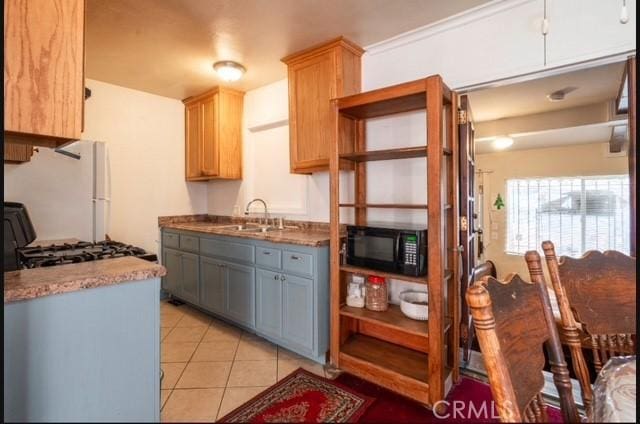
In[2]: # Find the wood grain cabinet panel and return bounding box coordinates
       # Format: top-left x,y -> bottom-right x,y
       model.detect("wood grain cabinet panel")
4,0 -> 85,147
4,142 -> 34,163
182,87 -> 244,181
282,37 -> 364,174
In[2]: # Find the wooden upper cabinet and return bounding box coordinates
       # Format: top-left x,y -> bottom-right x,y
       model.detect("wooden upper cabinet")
282,37 -> 364,174
4,0 -> 85,147
182,87 -> 244,181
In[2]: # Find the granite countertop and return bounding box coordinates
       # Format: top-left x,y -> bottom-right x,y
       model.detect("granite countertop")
159,215 -> 333,247
4,257 -> 166,303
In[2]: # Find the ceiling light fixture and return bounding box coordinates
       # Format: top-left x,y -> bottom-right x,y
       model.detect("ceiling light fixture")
492,136 -> 514,150
213,61 -> 246,82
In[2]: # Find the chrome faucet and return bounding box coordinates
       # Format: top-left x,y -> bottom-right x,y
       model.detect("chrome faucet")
244,198 -> 269,225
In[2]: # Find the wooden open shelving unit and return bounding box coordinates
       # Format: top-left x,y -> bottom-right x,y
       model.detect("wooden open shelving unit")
329,75 -> 460,409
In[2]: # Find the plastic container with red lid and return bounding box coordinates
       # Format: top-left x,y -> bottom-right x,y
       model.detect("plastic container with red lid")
365,275 -> 388,311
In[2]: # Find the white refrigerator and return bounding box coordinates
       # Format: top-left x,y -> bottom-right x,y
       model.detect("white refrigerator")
3,140 -> 111,242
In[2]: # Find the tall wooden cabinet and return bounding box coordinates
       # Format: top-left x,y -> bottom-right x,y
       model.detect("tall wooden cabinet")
182,87 -> 244,181
282,37 -> 364,174
4,0 -> 85,147
329,76 -> 460,410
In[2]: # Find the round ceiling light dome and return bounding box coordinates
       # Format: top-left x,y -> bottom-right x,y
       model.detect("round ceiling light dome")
492,136 -> 514,150
213,61 -> 246,82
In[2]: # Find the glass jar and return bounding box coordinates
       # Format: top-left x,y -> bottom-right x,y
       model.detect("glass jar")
346,274 -> 366,308
365,275 -> 388,311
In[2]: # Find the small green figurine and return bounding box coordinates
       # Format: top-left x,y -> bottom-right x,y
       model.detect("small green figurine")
493,193 -> 505,210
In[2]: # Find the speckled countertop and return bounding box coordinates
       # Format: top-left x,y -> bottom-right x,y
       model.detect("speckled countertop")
159,215 -> 334,247
4,257 -> 166,303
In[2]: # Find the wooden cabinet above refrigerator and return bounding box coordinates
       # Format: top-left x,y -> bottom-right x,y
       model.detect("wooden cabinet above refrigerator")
4,0 -> 85,148
182,87 -> 244,181
282,37 -> 364,174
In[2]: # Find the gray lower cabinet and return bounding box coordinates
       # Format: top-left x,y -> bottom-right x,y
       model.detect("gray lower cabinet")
256,269 -> 283,339
162,248 -> 181,294
225,262 -> 255,328
162,248 -> 199,304
200,257 -> 226,315
282,273 -> 314,351
181,252 -> 200,304
161,229 -> 328,363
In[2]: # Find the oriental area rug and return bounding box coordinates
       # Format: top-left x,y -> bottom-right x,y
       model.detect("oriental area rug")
217,368 -> 563,423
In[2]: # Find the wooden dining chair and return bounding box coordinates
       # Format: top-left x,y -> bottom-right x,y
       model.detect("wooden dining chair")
466,273 -> 579,423
461,260 -> 497,363
525,241 -> 636,415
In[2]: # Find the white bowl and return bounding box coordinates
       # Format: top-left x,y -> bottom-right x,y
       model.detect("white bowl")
399,290 -> 428,321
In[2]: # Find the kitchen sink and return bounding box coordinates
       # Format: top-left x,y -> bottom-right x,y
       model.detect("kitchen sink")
218,224 -> 278,233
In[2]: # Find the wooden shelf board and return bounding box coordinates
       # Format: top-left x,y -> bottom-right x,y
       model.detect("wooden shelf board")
337,79 -> 428,120
340,304 -> 428,338
340,146 -> 427,162
340,305 -> 452,339
340,333 -> 430,385
339,203 -> 428,209
341,265 -> 453,285
340,265 -> 427,284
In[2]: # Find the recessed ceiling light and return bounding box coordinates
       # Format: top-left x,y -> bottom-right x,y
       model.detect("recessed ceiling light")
492,136 -> 514,150
213,61 -> 246,82
546,86 -> 578,102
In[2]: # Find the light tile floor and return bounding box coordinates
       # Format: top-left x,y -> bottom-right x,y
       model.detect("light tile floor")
160,300 -> 327,422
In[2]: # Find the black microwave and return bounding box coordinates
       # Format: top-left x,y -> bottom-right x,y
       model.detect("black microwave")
346,222 -> 427,277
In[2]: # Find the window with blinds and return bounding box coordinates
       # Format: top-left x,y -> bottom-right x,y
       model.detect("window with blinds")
506,176 -> 630,256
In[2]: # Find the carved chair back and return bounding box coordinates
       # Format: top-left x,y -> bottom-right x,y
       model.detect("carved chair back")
526,241 -> 636,414
466,273 -> 579,423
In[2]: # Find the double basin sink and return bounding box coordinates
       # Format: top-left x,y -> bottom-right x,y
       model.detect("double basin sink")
217,223 -> 292,234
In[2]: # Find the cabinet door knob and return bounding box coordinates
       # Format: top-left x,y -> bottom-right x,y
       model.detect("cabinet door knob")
263,251 -> 271,255
280,275 -> 286,281
290,255 -> 300,260
274,274 -> 279,280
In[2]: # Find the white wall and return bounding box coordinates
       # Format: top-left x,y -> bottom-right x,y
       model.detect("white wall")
81,79 -> 207,252
4,79 -> 207,253
476,142 -> 628,279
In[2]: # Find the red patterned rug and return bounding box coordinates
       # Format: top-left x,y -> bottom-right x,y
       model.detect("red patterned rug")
218,368 -> 564,423
218,368 -> 374,423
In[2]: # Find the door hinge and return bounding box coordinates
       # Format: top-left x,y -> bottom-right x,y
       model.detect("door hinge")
458,110 -> 468,124
460,216 -> 468,231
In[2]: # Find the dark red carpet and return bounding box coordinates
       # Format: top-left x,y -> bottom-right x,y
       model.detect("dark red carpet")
218,368 -> 564,423
335,372 -> 563,423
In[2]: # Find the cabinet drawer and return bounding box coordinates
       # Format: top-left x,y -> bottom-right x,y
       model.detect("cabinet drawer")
282,251 -> 313,277
162,232 -> 180,249
179,235 -> 199,253
256,246 -> 282,269
201,238 -> 255,263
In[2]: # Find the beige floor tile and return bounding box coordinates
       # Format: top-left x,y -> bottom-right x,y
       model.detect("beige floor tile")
175,361 -> 232,389
277,358 -> 325,381
201,322 -> 242,343
164,326 -> 207,343
175,310 -> 212,327
234,335 -> 277,360
161,362 -> 187,389
161,342 -> 198,363
216,386 -> 268,420
227,360 -> 277,387
277,346 -> 306,361
191,341 -> 238,362
160,327 -> 171,342
161,302 -> 185,314
161,313 -> 183,328
161,388 -> 224,422
160,390 -> 172,410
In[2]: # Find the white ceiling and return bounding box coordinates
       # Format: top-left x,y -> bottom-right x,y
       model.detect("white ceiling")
85,0 -> 491,99
467,62 -> 626,122
475,124 -> 615,154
